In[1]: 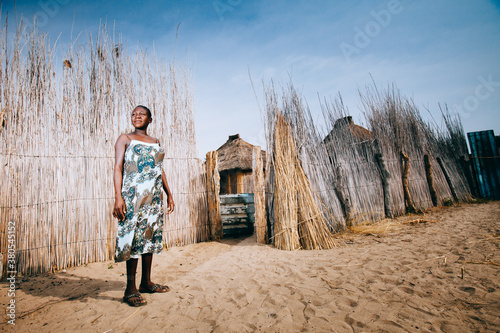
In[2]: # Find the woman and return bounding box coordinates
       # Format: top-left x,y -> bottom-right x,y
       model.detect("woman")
113,105 -> 175,307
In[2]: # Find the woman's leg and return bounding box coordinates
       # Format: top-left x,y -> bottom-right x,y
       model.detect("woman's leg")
125,258 -> 139,295
139,253 -> 169,292
123,258 -> 147,306
140,253 -> 153,289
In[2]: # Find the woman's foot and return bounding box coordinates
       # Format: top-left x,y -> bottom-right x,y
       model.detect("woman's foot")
139,282 -> 170,293
123,293 -> 147,307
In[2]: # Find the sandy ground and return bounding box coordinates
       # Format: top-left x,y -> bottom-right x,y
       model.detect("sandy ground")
1,201 -> 499,333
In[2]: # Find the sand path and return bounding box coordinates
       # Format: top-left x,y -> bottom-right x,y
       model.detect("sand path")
1,201 -> 499,332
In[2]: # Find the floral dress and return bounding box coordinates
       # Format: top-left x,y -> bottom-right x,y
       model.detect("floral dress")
115,139 -> 165,262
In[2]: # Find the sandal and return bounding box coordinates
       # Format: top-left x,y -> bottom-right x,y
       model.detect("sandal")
139,283 -> 170,293
123,293 -> 147,307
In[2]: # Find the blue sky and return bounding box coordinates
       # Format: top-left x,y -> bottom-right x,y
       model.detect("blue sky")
3,0 -> 500,157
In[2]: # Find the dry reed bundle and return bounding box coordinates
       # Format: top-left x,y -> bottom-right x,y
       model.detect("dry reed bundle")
295,154 -> 337,250
271,112 -> 336,250
272,113 -> 300,250
0,18 -> 208,279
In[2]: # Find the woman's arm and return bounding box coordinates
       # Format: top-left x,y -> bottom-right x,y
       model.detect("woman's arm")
162,170 -> 175,214
113,135 -> 128,221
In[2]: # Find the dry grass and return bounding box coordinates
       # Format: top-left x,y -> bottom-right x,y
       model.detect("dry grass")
348,219 -> 403,235
348,217 -> 438,235
347,199 -> 446,234
401,219 -> 438,225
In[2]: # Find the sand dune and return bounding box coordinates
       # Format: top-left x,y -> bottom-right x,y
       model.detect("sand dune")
1,201 -> 499,332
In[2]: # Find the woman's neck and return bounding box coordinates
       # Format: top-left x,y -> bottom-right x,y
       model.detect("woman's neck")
132,129 -> 148,136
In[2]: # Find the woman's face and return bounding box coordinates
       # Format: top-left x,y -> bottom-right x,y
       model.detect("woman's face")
131,107 -> 151,128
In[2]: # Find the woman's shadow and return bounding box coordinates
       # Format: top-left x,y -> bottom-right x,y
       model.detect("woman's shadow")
13,267 -> 125,311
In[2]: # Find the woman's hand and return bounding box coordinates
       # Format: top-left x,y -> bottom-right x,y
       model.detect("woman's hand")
166,196 -> 175,214
113,135 -> 128,221
113,196 -> 126,221
162,170 -> 174,215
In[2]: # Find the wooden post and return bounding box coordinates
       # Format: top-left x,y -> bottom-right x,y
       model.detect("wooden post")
253,146 -> 267,244
459,155 -> 478,198
401,152 -> 417,213
334,164 -> 353,226
437,157 -> 459,202
374,139 -> 393,218
424,154 -> 438,206
236,171 -> 244,193
206,151 -> 222,240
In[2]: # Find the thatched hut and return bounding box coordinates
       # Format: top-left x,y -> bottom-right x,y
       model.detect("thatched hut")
217,134 -> 266,194
321,116 -> 385,223
323,116 -> 373,143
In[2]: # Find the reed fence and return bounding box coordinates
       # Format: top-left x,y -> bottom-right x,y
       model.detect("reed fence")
263,82 -> 472,249
0,19 -> 208,279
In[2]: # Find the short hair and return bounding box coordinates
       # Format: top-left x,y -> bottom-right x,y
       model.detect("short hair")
135,105 -> 152,118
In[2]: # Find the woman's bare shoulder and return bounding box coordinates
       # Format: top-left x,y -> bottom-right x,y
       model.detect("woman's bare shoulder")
115,134 -> 131,146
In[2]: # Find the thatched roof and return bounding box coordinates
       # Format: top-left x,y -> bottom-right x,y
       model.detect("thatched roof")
323,116 -> 373,143
217,134 -> 266,172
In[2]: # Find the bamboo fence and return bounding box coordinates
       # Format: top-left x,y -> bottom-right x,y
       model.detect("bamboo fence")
0,19 -> 208,279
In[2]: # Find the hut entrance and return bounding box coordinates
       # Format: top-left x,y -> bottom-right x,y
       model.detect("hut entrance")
219,170 -> 253,194
218,169 -> 255,236
206,134 -> 267,239
220,193 -> 255,237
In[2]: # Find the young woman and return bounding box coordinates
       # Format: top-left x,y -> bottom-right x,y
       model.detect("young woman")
113,105 -> 175,307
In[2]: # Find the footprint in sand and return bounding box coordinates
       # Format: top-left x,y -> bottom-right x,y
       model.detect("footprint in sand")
400,286 -> 415,295
459,286 -> 476,295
